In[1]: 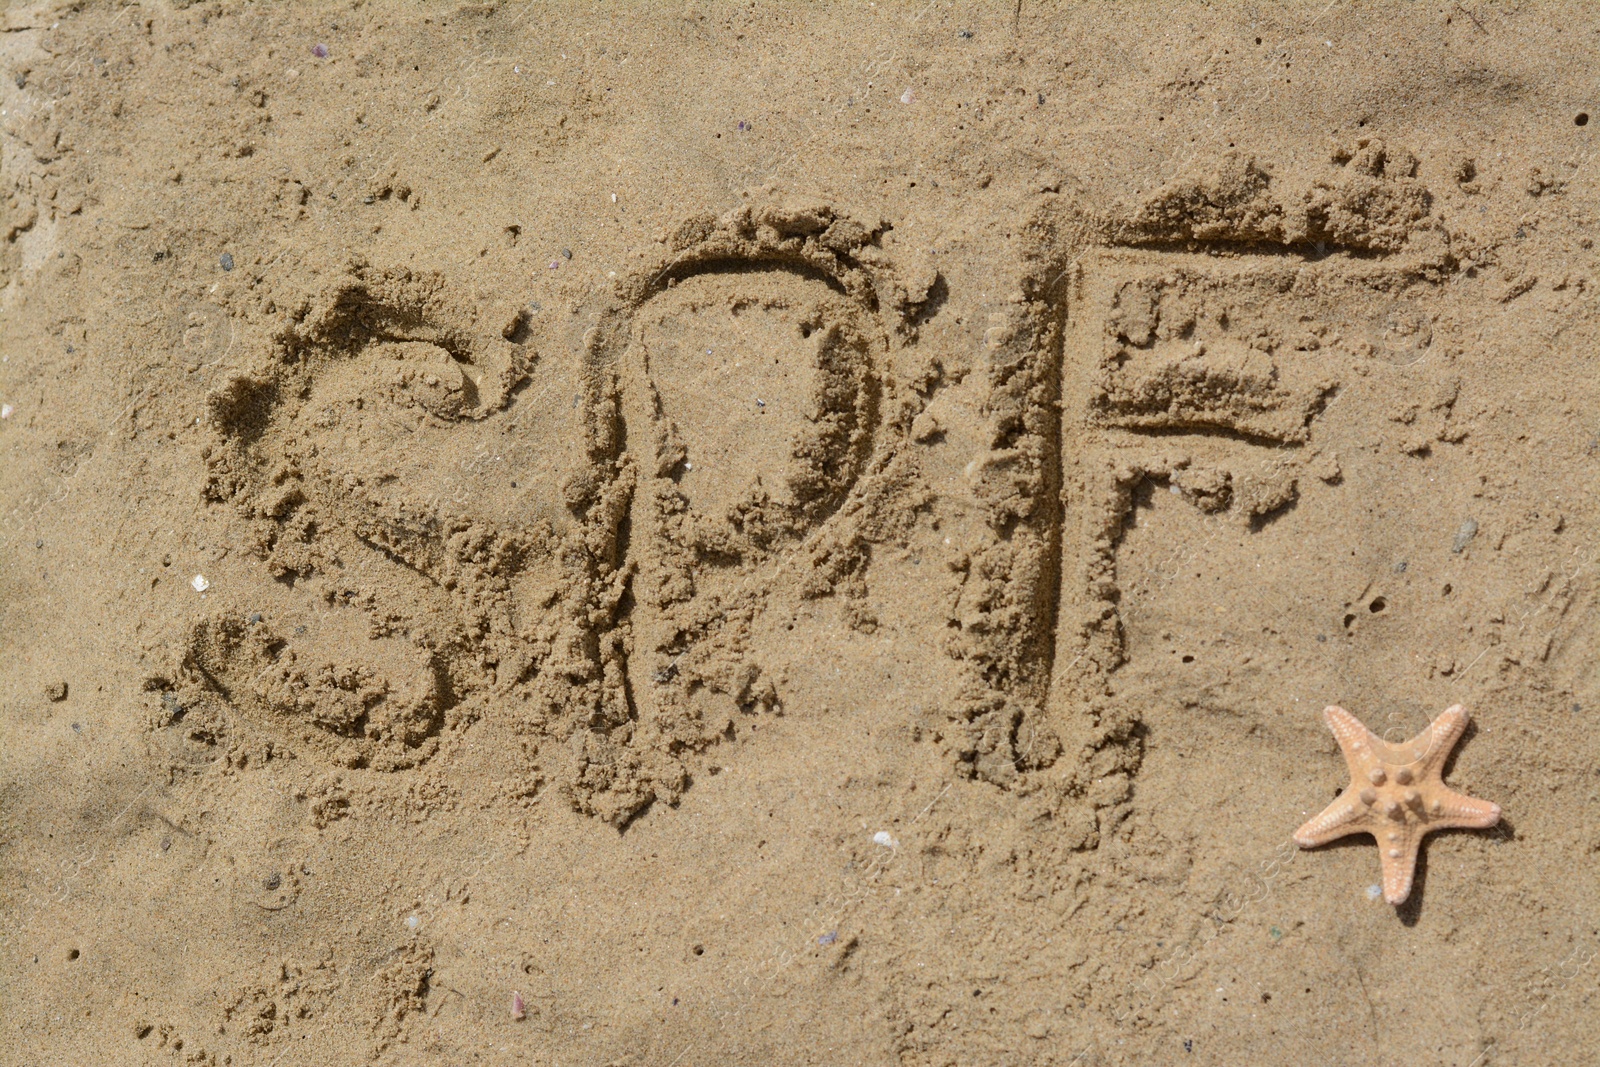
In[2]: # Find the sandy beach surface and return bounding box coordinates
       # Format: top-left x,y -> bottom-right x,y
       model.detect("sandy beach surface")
2,2 -> 1598,1064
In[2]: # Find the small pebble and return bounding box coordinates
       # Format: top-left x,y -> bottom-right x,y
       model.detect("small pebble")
560,248 -> 572,260
311,43 -> 329,58
1,403 -> 12,419
219,252 -> 234,271
512,991 -> 525,1020
818,931 -> 838,946
1451,518 -> 1478,553
160,837 -> 172,852
191,574 -> 210,592
1365,884 -> 1383,901
263,871 -> 281,891
248,613 -> 263,624
406,914 -> 420,930
872,831 -> 897,848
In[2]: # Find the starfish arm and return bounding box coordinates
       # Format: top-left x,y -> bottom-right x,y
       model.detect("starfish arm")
1428,788 -> 1502,830
1323,705 -> 1383,778
1294,791 -> 1370,848
1378,826 -> 1422,905
1411,703 -> 1471,772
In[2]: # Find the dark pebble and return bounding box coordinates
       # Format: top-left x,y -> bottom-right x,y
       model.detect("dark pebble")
264,871 -> 281,890
219,252 -> 234,271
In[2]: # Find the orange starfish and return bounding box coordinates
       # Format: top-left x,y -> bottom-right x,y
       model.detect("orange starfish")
1294,704 -> 1501,905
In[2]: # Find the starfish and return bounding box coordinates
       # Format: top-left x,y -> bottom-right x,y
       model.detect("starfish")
1294,703 -> 1501,905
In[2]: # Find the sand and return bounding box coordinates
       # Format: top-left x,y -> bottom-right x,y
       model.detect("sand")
2,2 -> 1598,1064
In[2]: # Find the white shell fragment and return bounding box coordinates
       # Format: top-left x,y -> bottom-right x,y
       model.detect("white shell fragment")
191,574 -> 210,592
